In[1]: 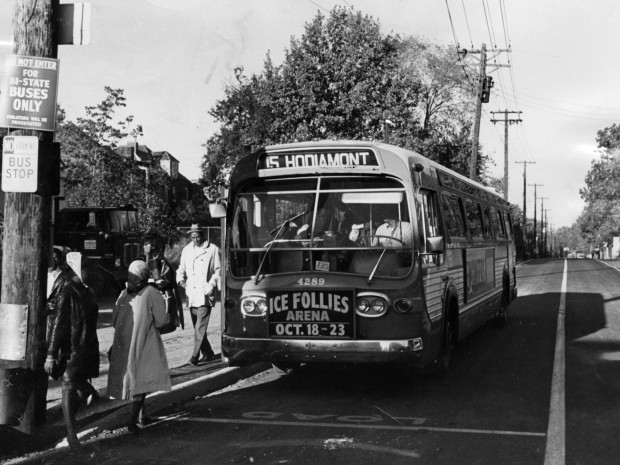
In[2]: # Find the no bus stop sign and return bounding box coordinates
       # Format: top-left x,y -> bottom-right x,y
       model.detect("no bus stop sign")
1,136 -> 39,193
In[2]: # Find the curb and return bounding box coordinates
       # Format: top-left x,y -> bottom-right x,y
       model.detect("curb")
1,362 -> 271,463
85,361 -> 271,435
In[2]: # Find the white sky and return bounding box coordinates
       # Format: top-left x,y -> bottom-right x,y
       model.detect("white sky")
1,0 -> 619,228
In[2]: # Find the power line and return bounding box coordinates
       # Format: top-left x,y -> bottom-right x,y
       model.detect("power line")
306,0 -> 329,12
444,0 -> 461,52
461,0 -> 474,48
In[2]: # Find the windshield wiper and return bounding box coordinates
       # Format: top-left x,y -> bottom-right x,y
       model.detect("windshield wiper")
367,228 -> 403,284
368,242 -> 390,285
255,210 -> 307,284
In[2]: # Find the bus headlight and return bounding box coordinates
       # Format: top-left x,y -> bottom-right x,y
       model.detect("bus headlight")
240,295 -> 267,317
356,293 -> 388,317
356,298 -> 370,313
371,299 -> 385,314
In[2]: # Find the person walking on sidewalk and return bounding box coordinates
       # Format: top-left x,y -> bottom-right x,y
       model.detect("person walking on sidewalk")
107,260 -> 172,433
140,233 -> 184,333
176,223 -> 221,366
45,249 -> 100,450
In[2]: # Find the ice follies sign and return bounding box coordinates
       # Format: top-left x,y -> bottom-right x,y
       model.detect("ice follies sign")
0,55 -> 59,131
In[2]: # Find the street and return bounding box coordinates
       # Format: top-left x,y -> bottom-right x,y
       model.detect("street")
8,258 -> 620,465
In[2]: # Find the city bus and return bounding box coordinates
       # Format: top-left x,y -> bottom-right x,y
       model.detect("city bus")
210,140 -> 517,371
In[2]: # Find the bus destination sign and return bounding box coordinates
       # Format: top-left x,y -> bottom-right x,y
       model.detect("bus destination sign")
259,149 -> 378,170
268,289 -> 354,339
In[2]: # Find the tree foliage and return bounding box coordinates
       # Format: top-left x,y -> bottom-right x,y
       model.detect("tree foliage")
201,7 -> 481,197
57,88 -> 173,236
578,139 -> 620,245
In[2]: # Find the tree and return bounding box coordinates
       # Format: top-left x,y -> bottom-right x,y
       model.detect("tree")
578,147 -> 620,245
201,7 -> 483,196
56,89 -> 175,237
75,86 -> 143,149
596,123 -> 620,150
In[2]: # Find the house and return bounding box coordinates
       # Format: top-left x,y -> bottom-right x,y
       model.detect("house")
115,141 -> 201,206
115,141 -> 213,227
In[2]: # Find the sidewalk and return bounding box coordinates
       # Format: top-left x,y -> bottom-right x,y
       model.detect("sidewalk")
0,298 -> 270,462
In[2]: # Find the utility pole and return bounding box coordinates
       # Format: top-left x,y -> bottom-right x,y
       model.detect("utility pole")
469,43 -> 486,181
528,183 -> 543,257
382,110 -> 390,144
515,161 -> 535,259
492,110 -> 522,201
463,44 -> 510,181
0,0 -> 58,432
539,197 -> 549,257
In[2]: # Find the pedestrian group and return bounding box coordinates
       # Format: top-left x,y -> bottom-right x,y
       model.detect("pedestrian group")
45,223 -> 221,449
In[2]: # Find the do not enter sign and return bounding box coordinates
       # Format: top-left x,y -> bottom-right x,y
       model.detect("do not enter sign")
2,136 -> 39,193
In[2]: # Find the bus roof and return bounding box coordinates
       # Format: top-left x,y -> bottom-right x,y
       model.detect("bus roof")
231,140 -> 506,204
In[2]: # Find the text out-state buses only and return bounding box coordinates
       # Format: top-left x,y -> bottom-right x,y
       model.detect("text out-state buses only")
210,140 -> 517,371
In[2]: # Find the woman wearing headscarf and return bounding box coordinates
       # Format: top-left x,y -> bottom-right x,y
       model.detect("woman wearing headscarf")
107,260 -> 171,432
140,234 -> 184,333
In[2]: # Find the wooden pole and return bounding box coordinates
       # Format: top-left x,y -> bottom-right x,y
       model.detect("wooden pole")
469,43 -> 486,180
0,0 -> 58,432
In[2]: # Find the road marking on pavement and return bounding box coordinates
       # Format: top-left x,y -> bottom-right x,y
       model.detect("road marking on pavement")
232,438 -> 421,458
544,259 -> 567,465
181,417 -> 546,437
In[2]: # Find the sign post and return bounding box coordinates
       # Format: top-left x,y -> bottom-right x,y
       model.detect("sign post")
0,55 -> 59,132
0,0 -> 59,433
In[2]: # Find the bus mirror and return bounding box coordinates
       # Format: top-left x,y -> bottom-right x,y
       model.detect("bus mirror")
426,236 -> 444,253
209,202 -> 227,219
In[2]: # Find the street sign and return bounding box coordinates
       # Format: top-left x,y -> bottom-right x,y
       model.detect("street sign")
0,304 -> 28,361
0,55 -> 60,131
58,3 -> 91,46
1,136 -> 39,193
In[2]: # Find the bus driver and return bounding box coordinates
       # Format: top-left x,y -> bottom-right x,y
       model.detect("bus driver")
372,205 -> 413,247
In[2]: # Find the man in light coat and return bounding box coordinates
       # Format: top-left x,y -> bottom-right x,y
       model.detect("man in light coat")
176,224 -> 221,365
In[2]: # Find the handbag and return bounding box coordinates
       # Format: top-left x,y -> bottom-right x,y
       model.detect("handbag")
156,291 -> 179,335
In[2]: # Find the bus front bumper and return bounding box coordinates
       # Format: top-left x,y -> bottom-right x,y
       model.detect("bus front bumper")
223,335 -> 426,366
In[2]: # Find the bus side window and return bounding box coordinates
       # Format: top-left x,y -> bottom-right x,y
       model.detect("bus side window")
464,199 -> 483,239
421,191 -> 444,265
441,193 -> 465,240
482,205 -> 492,239
491,207 -> 506,239
504,211 -> 514,239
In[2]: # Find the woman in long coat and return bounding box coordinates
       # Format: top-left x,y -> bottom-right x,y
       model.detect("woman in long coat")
107,260 -> 171,431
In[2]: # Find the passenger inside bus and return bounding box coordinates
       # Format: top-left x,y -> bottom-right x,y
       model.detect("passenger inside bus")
371,205 -> 413,247
327,201 -> 364,246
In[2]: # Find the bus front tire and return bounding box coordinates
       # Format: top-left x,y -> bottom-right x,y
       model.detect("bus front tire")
433,303 -> 457,374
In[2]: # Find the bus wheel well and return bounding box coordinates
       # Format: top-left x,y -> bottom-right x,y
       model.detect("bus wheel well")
432,291 -> 458,374
493,271 -> 511,326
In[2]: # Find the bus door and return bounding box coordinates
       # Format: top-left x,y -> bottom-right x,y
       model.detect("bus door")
418,190 -> 447,326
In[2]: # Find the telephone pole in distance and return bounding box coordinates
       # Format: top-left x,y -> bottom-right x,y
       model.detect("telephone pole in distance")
515,161 -> 535,259
491,110 -> 522,201
528,183 -> 543,257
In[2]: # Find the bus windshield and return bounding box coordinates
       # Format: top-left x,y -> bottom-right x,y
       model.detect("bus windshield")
230,176 -> 414,279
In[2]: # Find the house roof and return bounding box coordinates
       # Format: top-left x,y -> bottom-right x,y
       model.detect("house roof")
116,142 -> 154,163
153,151 -> 179,163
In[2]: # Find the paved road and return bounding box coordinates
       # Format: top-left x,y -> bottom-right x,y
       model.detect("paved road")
10,258 -> 620,465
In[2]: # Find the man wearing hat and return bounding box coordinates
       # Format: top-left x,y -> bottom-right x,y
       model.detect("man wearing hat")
177,224 -> 221,365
